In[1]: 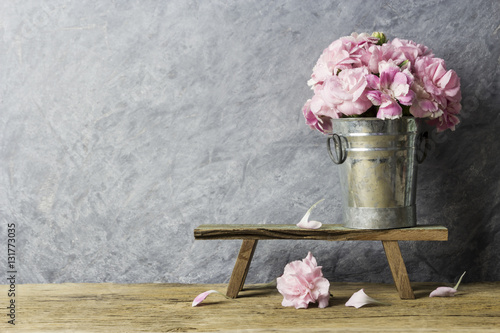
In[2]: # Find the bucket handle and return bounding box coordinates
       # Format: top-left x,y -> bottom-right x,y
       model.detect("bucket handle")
416,131 -> 429,164
327,133 -> 347,164
328,131 -> 428,164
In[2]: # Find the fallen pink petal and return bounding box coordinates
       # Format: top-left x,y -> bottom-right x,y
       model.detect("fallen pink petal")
429,287 -> 457,297
296,199 -> 324,229
345,289 -> 385,308
297,220 -> 323,229
192,290 -> 227,307
429,271 -> 466,297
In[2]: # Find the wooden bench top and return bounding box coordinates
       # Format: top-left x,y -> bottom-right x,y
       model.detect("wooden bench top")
194,224 -> 448,241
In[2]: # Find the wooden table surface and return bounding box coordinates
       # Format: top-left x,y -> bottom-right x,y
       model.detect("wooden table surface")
1,282 -> 499,332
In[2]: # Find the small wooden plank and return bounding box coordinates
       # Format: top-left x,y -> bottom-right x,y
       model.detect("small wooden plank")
194,224 -> 448,241
382,240 -> 415,299
226,239 -> 258,298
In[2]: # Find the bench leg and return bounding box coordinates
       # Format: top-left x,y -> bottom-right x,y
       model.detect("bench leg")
226,239 -> 258,298
382,240 -> 415,299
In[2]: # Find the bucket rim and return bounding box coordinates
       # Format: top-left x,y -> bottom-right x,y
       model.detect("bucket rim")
331,116 -> 416,122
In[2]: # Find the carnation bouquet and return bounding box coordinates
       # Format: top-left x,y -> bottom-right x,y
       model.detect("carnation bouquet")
302,32 -> 462,133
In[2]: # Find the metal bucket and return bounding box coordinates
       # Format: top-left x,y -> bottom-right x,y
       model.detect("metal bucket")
327,117 -> 424,229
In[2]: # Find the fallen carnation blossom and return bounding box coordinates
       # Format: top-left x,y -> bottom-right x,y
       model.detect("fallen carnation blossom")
296,199 -> 324,229
192,290 -> 230,307
345,289 -> 387,308
429,271 -> 466,297
277,252 -> 330,309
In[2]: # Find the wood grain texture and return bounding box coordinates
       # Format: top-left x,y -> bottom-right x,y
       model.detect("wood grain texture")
1,282 -> 499,332
382,241 -> 415,299
194,224 -> 448,241
226,239 -> 258,298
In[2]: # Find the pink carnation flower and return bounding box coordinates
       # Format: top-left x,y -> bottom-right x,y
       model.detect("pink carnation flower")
367,43 -> 406,73
427,101 -> 461,131
344,32 -> 380,46
408,82 -> 440,118
302,99 -> 333,134
276,252 -> 330,309
411,56 -> 462,130
311,67 -> 372,118
366,61 -> 415,119
414,56 -> 461,105
391,38 -> 433,71
308,33 -> 378,87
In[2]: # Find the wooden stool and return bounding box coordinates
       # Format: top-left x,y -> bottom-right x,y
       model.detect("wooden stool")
194,224 -> 448,300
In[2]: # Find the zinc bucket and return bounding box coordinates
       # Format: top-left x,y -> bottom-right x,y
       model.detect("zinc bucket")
327,117 -> 422,229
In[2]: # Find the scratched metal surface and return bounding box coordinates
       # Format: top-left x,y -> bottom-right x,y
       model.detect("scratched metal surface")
0,1 -> 498,284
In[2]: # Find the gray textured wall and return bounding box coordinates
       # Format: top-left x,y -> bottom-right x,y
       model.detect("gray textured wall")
1,1 -> 499,285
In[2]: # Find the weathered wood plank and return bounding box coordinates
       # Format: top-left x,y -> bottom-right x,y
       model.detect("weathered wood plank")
1,282 -> 499,332
194,224 -> 448,241
226,239 -> 258,298
382,240 -> 415,299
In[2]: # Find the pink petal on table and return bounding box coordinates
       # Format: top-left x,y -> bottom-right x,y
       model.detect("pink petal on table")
345,289 -> 384,308
297,220 -> 323,229
429,287 -> 457,297
192,290 -> 220,307
429,271 -> 466,297
296,199 -> 324,229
